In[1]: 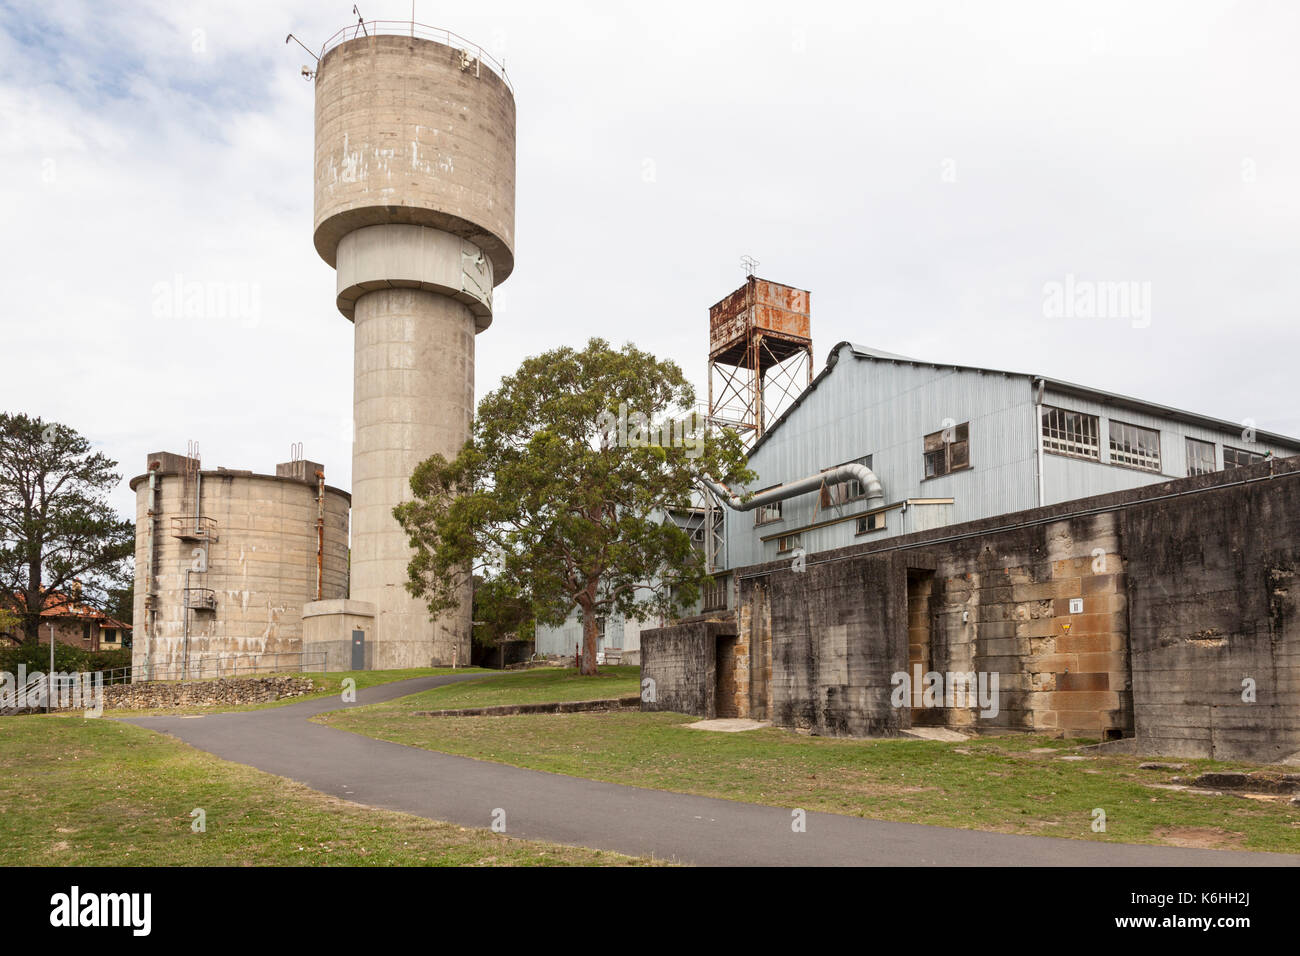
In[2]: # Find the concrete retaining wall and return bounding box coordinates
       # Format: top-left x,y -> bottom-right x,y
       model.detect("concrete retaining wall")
640,619 -> 734,719
1122,465 -> 1300,760
644,457 -> 1300,761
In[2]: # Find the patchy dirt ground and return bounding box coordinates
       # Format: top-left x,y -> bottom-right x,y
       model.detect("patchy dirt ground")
1151,826 -> 1247,850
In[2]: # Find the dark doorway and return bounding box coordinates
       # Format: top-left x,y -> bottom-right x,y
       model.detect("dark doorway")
715,634 -> 739,718
351,629 -> 366,670
906,569 -> 940,727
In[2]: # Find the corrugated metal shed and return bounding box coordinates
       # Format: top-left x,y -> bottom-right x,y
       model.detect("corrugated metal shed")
722,341 -> 1300,569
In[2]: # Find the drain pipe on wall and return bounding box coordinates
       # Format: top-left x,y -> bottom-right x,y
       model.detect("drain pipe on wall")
1033,376 -> 1046,507
182,567 -> 192,682
315,470 -> 325,601
146,462 -> 161,677
702,461 -> 885,512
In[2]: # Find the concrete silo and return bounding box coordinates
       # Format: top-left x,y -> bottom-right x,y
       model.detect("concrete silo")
311,26 -> 516,668
131,452 -> 351,679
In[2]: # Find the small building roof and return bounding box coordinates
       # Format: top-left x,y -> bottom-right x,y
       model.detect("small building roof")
10,592 -> 132,631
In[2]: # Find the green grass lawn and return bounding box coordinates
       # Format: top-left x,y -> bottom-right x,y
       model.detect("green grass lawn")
102,667 -> 488,717
0,714 -> 654,866
353,665 -> 643,712
322,698 -> 1300,854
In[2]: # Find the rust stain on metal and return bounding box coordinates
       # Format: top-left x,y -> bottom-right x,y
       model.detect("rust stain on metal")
707,275 -> 816,447
710,276 -> 811,358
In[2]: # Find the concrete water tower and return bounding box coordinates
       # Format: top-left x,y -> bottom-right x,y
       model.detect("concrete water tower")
311,23 -> 516,668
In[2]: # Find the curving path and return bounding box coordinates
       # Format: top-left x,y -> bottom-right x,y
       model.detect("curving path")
125,674 -> 1300,867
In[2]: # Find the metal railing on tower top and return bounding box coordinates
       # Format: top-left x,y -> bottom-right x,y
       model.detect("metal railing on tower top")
318,20 -> 512,90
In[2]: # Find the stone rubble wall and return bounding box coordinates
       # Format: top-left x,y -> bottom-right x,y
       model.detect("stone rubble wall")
101,676 -> 315,710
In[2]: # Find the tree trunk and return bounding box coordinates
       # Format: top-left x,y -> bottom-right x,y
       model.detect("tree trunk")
23,557 -> 42,643
579,604 -> 599,676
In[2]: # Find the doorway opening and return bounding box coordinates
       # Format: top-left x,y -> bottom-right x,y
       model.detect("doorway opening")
906,569 -> 939,727
715,633 -> 739,718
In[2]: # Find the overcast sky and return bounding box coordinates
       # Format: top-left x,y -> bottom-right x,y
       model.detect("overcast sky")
3,0 -> 1297,520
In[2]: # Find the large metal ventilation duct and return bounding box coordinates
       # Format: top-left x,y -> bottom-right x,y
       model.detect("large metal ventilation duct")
702,462 -> 884,512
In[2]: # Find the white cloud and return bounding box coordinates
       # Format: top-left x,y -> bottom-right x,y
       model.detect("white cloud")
2,0 -> 1297,525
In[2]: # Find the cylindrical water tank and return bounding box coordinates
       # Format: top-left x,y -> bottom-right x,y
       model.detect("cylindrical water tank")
130,458 -> 350,677
313,29 -> 516,668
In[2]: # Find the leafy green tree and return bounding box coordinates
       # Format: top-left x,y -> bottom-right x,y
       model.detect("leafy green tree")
471,574 -> 534,651
106,580 -> 134,626
396,338 -> 753,675
0,605 -> 18,643
0,414 -> 134,644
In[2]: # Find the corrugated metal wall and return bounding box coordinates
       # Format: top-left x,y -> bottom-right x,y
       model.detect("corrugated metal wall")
1038,385 -> 1295,505
724,348 -> 1038,568
721,346 -> 1299,568
533,611 -> 649,656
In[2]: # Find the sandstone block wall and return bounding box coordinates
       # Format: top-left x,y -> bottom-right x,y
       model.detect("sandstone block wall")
644,457 -> 1300,761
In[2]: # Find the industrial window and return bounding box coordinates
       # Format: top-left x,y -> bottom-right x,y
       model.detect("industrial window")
820,455 -> 873,507
754,500 -> 782,526
1186,438 -> 1216,476
923,423 -> 970,478
855,512 -> 886,535
1041,406 -> 1099,460
701,575 -> 729,613
777,533 -> 801,553
1223,446 -> 1265,469
1109,421 -> 1161,472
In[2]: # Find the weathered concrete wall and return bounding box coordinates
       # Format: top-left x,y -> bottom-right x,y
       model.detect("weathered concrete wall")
349,287 -> 475,670
640,619 -> 734,718
130,459 -> 350,678
759,554 -> 911,736
313,33 -> 515,670
302,599 -> 377,672
1122,465 -> 1300,760
313,35 -> 516,281
647,457 -> 1300,761
738,510 -> 1136,739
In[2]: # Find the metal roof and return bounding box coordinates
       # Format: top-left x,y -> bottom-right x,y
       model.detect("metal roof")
747,340 -> 1300,457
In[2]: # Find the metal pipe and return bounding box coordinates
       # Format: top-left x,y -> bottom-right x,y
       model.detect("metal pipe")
182,568 -> 192,681
316,470 -> 325,600
703,462 -> 884,512
146,464 -> 160,679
